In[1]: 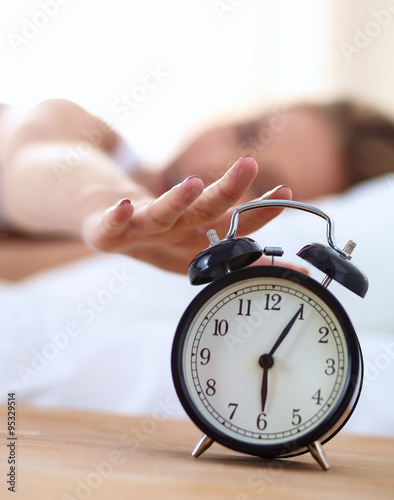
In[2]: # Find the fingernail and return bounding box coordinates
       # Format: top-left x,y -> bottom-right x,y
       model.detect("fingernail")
267,184 -> 290,195
232,155 -> 254,167
116,198 -> 132,207
182,175 -> 200,184
227,155 -> 256,172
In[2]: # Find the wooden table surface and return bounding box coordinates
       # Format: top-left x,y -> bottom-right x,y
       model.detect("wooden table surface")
1,404 -> 393,500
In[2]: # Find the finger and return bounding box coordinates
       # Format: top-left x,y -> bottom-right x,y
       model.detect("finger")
143,175 -> 204,232
101,198 -> 134,236
195,184 -> 292,240
236,185 -> 293,236
82,199 -> 135,252
178,156 -> 258,228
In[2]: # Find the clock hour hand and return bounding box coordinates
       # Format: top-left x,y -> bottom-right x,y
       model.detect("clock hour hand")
259,354 -> 274,412
268,305 -> 304,356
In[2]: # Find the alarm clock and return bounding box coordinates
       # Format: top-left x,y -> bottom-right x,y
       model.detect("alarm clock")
171,200 -> 368,470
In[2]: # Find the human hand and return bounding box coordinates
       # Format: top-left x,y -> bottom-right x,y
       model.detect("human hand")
81,156 -> 292,274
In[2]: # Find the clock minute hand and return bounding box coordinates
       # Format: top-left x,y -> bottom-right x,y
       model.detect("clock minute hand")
269,305 -> 303,357
259,305 -> 303,412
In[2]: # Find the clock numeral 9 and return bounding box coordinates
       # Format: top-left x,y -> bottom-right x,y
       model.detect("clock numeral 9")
199,348 -> 210,365
257,412 -> 267,431
212,319 -> 229,336
205,379 -> 216,396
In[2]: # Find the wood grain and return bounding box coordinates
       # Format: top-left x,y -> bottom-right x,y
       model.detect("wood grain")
1,405 -> 393,499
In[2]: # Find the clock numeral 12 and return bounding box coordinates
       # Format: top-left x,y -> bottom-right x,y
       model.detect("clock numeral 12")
264,293 -> 282,311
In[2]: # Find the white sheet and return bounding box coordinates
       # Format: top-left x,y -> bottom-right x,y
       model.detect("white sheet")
0,174 -> 393,436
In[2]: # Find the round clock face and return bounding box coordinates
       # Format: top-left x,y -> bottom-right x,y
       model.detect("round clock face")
172,266 -> 362,457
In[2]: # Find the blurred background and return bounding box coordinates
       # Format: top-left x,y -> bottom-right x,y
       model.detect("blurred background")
1,0 -> 393,164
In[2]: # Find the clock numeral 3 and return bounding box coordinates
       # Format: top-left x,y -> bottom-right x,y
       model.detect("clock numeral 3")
325,358 -> 336,375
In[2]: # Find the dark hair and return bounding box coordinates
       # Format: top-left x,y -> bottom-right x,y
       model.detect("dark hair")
314,100 -> 394,185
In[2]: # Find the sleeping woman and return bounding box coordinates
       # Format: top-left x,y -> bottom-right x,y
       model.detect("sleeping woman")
0,97 -> 393,274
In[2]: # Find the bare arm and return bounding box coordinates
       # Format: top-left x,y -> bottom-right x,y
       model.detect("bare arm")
0,100 -> 292,274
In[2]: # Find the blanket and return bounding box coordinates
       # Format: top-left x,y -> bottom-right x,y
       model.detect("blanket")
1,174 -> 393,436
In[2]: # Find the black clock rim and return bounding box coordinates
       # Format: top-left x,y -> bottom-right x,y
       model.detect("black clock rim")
171,266 -> 363,458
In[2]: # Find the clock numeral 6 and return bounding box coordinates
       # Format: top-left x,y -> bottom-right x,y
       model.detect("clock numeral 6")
257,412 -> 267,431
212,319 -> 229,336
205,379 -> 216,396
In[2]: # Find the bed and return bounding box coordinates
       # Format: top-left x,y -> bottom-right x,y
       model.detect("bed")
1,174 -> 393,436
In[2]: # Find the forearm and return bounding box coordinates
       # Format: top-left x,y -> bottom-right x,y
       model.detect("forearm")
1,141 -> 150,236
0,143 -> 292,275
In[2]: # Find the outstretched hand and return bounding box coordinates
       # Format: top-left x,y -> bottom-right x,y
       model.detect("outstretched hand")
82,156 -> 292,273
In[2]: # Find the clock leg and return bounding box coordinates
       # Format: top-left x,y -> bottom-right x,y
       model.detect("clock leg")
192,434 -> 214,458
308,441 -> 330,470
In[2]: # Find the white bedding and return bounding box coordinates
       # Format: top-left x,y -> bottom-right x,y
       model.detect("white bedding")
1,174 -> 393,436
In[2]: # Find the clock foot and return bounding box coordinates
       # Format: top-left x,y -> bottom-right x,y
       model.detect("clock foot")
308,441 -> 330,470
192,434 -> 214,458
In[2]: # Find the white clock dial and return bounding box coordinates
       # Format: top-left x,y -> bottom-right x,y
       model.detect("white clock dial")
173,267 -> 361,456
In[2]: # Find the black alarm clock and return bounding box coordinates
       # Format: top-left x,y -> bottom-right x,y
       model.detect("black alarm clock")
171,200 -> 368,470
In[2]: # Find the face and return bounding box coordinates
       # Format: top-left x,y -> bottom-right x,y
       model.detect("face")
155,107 -> 349,202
